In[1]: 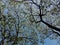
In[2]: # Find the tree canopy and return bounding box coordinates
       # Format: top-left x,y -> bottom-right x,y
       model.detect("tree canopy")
0,0 -> 60,45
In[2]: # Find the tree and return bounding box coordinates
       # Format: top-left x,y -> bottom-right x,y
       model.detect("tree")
0,0 -> 60,45
28,0 -> 60,33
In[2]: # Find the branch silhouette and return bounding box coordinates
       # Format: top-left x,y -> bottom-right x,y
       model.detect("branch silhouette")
31,0 -> 60,35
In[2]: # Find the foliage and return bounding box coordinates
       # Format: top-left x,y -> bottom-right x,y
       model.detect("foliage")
0,0 -> 60,45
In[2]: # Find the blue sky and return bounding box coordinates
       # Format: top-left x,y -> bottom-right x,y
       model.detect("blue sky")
44,38 -> 59,45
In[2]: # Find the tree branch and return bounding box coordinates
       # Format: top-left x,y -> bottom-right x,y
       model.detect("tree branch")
52,30 -> 60,36
31,0 -> 60,35
41,20 -> 60,32
31,0 -> 40,8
